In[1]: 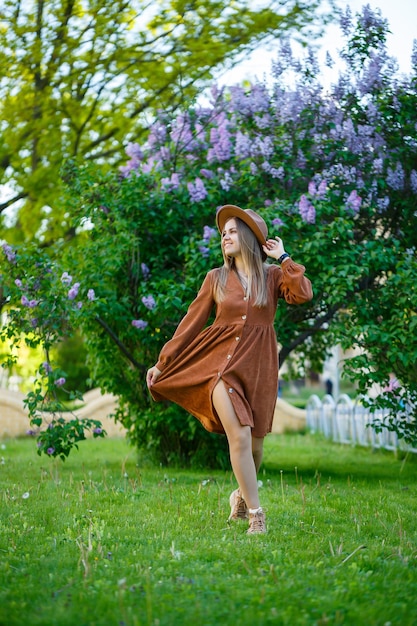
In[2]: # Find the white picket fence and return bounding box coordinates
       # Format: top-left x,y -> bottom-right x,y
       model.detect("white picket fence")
306,394 -> 417,454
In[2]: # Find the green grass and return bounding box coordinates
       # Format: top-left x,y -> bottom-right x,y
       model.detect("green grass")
0,433 -> 416,626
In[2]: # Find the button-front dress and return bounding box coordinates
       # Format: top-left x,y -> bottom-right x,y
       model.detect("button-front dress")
150,260 -> 313,438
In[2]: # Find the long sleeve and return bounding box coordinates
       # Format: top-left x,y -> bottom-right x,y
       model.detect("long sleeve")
277,259 -> 313,304
155,270 -> 216,371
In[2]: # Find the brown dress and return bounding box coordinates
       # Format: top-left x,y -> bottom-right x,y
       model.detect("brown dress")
150,260 -> 313,438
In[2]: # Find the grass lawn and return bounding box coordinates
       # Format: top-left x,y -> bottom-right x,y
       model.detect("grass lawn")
0,432 -> 416,626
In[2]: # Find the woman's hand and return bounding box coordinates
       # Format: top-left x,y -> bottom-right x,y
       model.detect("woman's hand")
262,237 -> 287,261
146,366 -> 162,388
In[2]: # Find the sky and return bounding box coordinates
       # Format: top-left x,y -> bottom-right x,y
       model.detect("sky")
214,0 -> 416,87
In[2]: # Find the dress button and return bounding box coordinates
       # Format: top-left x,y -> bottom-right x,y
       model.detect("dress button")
217,372 -> 221,376
241,315 -> 246,320
227,354 -> 231,359
235,336 -> 240,341
243,296 -> 247,301
228,388 -> 233,393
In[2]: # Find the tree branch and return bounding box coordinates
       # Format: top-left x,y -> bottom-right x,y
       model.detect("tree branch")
0,192 -> 28,215
95,315 -> 146,373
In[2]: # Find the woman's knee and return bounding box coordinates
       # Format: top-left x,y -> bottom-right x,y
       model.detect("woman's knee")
212,380 -> 251,446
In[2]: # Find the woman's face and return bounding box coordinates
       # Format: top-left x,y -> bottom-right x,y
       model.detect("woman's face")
222,218 -> 241,257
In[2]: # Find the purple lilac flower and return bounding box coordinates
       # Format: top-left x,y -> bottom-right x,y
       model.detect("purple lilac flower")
200,168 -> 214,179
386,163 -> 405,191
30,318 -> 38,328
219,172 -> 233,191
15,279 -> 23,288
87,289 -> 95,301
250,162 -> 258,175
187,178 -> 208,202
376,197 -> 390,211
358,54 -> 385,96
147,122 -> 167,148
228,86 -> 251,116
2,243 -> 16,262
412,41 -> 417,71
28,299 -> 38,308
207,114 -> 232,162
296,149 -> 306,169
317,180 -> 327,197
42,362 -> 53,374
359,5 -> 387,34
339,6 -> 352,36
170,173 -> 181,189
76,301 -> 82,309
325,51 -> 334,68
61,272 -> 72,286
142,295 -> 156,310
119,163 -> 136,178
68,282 -> 80,300
254,114 -> 272,130
46,447 -> 55,455
119,143 -> 144,177
55,377 -> 66,387
203,226 -> 216,242
26,430 -> 37,436
142,156 -> 161,174
372,158 -> 384,175
298,195 -> 316,224
161,172 -> 181,192
308,181 -> 317,196
159,146 -> 171,161
93,427 -> 103,435
270,167 -> 284,180
264,200 -> 273,207
199,245 -> 210,258
170,113 -> 194,150
248,84 -> 270,114
410,170 -> 417,194
254,137 -> 273,159
132,319 -> 148,329
272,218 -> 284,227
141,263 -> 150,279
21,295 -> 30,306
160,176 -> 171,189
125,142 -> 143,161
234,132 -> 252,159
345,190 -> 362,213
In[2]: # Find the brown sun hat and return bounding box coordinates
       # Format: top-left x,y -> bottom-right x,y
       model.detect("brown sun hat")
216,205 -> 268,248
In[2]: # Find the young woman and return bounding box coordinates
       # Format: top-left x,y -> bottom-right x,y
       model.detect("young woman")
146,205 -> 313,534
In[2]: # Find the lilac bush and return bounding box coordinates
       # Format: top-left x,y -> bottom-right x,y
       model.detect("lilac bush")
1,5 -> 416,459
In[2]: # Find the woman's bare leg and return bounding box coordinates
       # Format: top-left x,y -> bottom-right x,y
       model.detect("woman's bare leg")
252,436 -> 264,474
212,380 -> 260,510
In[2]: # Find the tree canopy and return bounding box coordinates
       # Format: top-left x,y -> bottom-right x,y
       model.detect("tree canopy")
0,0 -> 323,243
1,5 -> 416,463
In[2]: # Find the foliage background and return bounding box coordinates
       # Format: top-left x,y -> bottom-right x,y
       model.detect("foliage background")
1,4 -> 417,463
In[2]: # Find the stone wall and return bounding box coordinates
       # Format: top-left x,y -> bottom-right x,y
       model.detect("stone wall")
271,398 -> 306,434
0,388 -> 126,438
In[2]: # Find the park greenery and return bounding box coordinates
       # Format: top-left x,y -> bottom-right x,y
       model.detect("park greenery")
1,5 -> 417,463
0,0 -> 322,242
0,434 -> 416,625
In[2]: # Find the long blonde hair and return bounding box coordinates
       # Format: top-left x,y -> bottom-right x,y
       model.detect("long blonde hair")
213,218 -> 268,307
